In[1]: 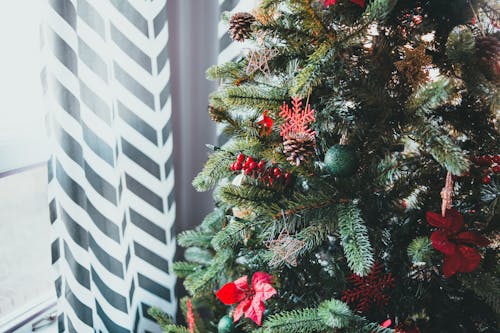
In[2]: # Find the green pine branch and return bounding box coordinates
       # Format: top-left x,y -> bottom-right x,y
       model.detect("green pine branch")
260,308 -> 325,333
218,184 -> 280,213
407,237 -> 433,263
178,229 -> 213,249
406,78 -> 455,116
406,78 -> 470,175
460,272 -> 500,315
184,247 -> 213,265
192,149 -> 234,192
173,261 -> 199,278
211,219 -> 247,251
363,0 -> 398,21
183,249 -> 233,295
224,85 -> 287,111
259,299 -> 393,333
206,61 -> 246,81
337,202 -> 374,276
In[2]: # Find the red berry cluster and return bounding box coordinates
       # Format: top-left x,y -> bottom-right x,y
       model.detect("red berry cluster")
472,154 -> 500,184
230,153 -> 293,186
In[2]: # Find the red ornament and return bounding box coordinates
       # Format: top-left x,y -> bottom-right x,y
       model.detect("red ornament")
341,263 -> 395,313
186,298 -> 196,333
427,209 -> 489,278
493,165 -> 500,174
482,175 -> 492,184
216,272 -> 277,326
257,110 -> 274,136
324,0 -> 336,6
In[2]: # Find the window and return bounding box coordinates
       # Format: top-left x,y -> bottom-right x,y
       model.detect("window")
0,1 -> 55,332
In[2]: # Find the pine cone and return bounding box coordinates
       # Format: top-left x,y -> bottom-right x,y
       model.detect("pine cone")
476,33 -> 500,82
229,12 -> 255,42
208,104 -> 225,122
409,262 -> 438,282
283,132 -> 316,166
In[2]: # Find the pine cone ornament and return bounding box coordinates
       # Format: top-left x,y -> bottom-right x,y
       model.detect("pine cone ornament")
283,132 -> 316,166
229,12 -> 255,42
476,33 -> 500,82
208,104 -> 224,122
409,262 -> 438,282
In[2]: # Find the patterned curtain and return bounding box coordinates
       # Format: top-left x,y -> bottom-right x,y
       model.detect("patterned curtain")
42,0 -> 176,332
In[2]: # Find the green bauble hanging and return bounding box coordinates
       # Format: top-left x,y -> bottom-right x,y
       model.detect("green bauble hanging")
218,315 -> 236,333
324,144 -> 359,177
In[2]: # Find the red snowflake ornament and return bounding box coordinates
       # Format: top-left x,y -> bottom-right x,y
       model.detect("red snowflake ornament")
279,97 -> 316,138
427,208 -> 489,278
341,263 -> 395,313
216,272 -> 277,326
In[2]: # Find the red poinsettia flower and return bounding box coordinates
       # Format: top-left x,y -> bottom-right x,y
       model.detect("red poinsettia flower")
427,208 -> 489,278
257,110 -> 274,136
216,272 -> 277,326
350,0 -> 365,7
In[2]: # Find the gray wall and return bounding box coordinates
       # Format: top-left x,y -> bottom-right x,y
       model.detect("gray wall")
167,1 -> 219,236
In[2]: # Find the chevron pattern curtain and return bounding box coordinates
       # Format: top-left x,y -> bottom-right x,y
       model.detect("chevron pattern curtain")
42,0 -> 176,332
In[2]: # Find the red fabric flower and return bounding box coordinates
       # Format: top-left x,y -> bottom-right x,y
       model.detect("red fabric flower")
427,208 -> 489,278
216,272 -> 277,326
350,0 -> 365,7
257,110 -> 274,136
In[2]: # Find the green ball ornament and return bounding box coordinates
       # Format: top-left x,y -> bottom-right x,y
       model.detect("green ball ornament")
324,144 -> 359,177
218,315 -> 236,333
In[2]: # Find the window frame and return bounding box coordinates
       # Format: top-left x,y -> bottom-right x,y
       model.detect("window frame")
0,162 -> 56,332
0,294 -> 56,333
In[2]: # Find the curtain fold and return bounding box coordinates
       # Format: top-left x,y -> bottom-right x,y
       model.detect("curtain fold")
42,0 -> 176,332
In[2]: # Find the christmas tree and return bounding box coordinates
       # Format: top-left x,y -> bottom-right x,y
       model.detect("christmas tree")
152,0 -> 500,332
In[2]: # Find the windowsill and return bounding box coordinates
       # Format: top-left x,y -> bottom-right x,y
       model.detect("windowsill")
0,296 -> 57,333
0,134 -> 49,176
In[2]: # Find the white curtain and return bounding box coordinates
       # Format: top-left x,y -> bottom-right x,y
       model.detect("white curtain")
43,1 -> 176,332
42,0 -> 257,331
